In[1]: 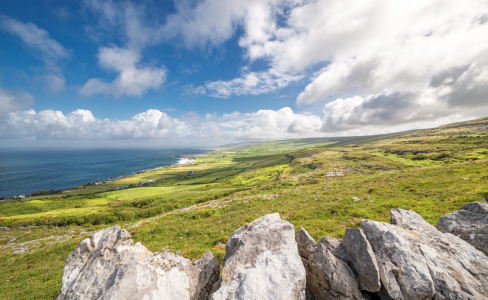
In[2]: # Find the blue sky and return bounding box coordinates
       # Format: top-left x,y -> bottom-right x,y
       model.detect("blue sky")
1,0 -> 487,147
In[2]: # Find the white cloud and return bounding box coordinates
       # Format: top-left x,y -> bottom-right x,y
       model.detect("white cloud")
79,1 -> 167,97
182,85 -> 207,96
0,16 -> 69,60
165,0 -> 488,130
205,69 -> 302,98
0,88 -> 34,117
162,0 -> 252,48
321,88 -> 488,134
79,47 -> 167,97
295,0 -> 488,106
1,107 -> 324,145
0,16 -> 70,92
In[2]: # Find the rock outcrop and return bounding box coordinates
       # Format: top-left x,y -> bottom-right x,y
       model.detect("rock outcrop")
363,208 -> 488,300
296,228 -> 364,300
306,243 -> 364,300
297,208 -> 488,300
57,225 -> 219,300
210,213 -> 306,300
436,202 -> 488,256
460,201 -> 488,215
57,207 -> 488,300
341,228 -> 381,293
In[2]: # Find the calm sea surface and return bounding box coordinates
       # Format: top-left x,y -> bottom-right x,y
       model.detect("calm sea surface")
0,148 -> 208,198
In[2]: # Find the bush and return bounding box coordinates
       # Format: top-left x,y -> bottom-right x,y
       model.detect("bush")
411,154 -> 428,160
120,211 -> 135,221
191,209 -> 217,219
0,218 -> 13,227
434,152 -> 452,160
31,189 -> 62,196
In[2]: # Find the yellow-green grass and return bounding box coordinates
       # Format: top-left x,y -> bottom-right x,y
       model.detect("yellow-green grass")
1,117 -> 487,299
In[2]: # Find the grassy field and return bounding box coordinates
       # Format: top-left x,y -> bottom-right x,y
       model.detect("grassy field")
1,117 -> 487,299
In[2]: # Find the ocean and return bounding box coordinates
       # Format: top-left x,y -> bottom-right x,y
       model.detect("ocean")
0,148 -> 208,198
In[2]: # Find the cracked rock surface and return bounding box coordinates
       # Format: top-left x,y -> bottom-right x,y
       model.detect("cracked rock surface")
57,225 -> 219,300
363,208 -> 488,300
210,213 -> 306,300
341,228 -> 381,293
436,202 -> 488,256
296,228 -> 363,300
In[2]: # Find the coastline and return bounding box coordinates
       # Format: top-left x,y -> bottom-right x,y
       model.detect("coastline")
0,149 -> 211,200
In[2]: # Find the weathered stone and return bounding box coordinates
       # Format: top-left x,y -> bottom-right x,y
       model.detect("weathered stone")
436,208 -> 488,256
362,209 -> 488,300
305,243 -> 364,300
352,197 -> 361,202
296,227 -> 317,259
57,225 -> 219,300
297,228 -> 363,299
324,171 -> 344,177
341,228 -> 381,292
210,213 -> 306,300
460,201 -> 488,215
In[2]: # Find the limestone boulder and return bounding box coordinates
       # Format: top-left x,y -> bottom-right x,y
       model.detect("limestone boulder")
317,236 -> 349,262
296,227 -> 317,259
210,213 -> 306,300
436,208 -> 488,255
306,243 -> 364,300
460,201 -> 488,215
296,228 -> 364,300
57,225 -> 219,300
362,209 -> 488,300
341,228 -> 381,292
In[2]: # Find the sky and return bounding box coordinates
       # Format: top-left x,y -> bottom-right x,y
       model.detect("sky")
1,0 -> 487,148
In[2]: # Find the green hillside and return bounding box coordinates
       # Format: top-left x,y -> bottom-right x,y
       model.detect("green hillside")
1,117 -> 487,299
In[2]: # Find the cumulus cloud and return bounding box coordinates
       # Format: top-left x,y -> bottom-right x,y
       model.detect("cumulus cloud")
0,15 -> 70,92
295,0 -> 488,106
2,108 -> 188,141
163,0 -> 488,130
79,1 -> 167,97
1,107 -> 323,145
79,47 -> 167,97
162,0 -> 252,48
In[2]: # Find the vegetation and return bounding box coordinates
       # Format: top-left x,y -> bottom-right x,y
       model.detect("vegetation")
30,190 -> 62,197
0,117 -> 487,299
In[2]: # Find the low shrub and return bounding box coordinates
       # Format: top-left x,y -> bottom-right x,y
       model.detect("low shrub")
411,154 -> 428,160
191,209 -> 217,219
120,211 -> 135,221
31,189 -> 62,196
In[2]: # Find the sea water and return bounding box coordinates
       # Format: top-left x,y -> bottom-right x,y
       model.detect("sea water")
0,148 -> 208,198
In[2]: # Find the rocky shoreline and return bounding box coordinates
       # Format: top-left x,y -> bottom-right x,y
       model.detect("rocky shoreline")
2,152 -> 202,201
56,201 -> 488,299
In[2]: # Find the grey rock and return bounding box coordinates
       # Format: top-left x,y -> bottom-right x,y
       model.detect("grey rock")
297,228 -> 363,299
324,171 -> 344,177
362,209 -> 488,300
305,243 -> 364,300
460,201 -> 488,215
57,225 -> 219,300
436,209 -> 488,255
341,228 -> 381,292
352,197 -> 361,202
317,236 -> 350,262
296,227 -> 317,259
210,213 -> 306,300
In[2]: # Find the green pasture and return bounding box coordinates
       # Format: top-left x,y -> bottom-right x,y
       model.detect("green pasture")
0,117 -> 487,299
